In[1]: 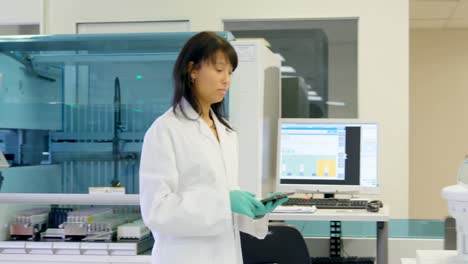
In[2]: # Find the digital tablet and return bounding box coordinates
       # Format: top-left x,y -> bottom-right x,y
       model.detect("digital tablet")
261,192 -> 294,204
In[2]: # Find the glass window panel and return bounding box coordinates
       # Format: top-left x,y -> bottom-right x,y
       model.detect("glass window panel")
225,19 -> 358,118
0,24 -> 39,36
0,32 -> 233,194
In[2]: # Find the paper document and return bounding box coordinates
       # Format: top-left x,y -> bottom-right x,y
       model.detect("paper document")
273,205 -> 317,213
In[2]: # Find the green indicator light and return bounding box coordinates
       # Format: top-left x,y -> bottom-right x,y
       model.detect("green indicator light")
136,75 -> 143,80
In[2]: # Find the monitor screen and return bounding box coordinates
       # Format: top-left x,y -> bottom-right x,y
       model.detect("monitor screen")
276,119 -> 379,195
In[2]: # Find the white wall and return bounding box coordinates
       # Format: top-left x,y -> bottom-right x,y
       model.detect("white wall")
410,29 -> 468,219
42,0 -> 409,218
0,0 -> 42,25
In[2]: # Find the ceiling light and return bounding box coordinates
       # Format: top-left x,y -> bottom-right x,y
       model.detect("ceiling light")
326,101 -> 346,106
308,96 -> 322,101
281,66 -> 296,74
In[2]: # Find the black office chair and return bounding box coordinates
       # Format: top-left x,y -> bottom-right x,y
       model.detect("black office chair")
240,222 -> 311,264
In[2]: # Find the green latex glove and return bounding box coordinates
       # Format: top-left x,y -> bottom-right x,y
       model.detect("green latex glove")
255,192 -> 289,217
229,190 -> 266,218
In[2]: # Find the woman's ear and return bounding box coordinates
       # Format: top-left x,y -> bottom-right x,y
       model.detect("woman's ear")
188,61 -> 198,82
188,61 -> 196,77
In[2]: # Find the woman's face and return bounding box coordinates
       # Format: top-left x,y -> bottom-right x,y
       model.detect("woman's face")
191,51 -> 233,106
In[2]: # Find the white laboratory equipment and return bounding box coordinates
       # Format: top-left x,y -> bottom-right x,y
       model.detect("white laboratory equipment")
0,151 -> 9,169
229,39 -> 281,197
441,155 -> 468,264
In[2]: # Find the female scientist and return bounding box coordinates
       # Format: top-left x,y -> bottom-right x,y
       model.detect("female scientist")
139,31 -> 287,264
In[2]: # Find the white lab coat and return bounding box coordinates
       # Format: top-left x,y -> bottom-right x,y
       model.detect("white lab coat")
139,98 -> 269,264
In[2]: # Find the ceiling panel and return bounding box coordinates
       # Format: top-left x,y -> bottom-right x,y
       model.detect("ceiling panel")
411,0 -> 458,1
410,19 -> 448,28
451,0 -> 468,18
410,1 -> 459,19
445,18 -> 468,26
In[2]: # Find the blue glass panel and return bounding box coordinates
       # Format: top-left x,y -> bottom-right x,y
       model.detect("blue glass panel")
0,32 -> 233,194
286,219 -> 444,239
389,219 -> 444,239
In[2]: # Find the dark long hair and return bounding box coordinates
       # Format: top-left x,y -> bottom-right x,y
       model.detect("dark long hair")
172,31 -> 238,130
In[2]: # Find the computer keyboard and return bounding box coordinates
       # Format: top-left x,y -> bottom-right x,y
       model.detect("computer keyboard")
283,198 -> 368,209
310,256 -> 375,263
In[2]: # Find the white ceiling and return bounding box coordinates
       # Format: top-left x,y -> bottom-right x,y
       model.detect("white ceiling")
411,0 -> 468,28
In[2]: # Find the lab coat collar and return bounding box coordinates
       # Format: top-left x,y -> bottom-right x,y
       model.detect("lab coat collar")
177,97 -> 229,143
210,108 -> 229,144
177,97 -> 200,120
178,98 -> 231,184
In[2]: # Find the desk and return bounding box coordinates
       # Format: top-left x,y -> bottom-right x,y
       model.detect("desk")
270,206 -> 390,264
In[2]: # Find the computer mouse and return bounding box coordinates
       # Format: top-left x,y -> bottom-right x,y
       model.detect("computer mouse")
366,200 -> 383,212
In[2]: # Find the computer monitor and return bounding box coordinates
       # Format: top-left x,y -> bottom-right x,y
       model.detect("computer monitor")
276,119 -> 379,196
